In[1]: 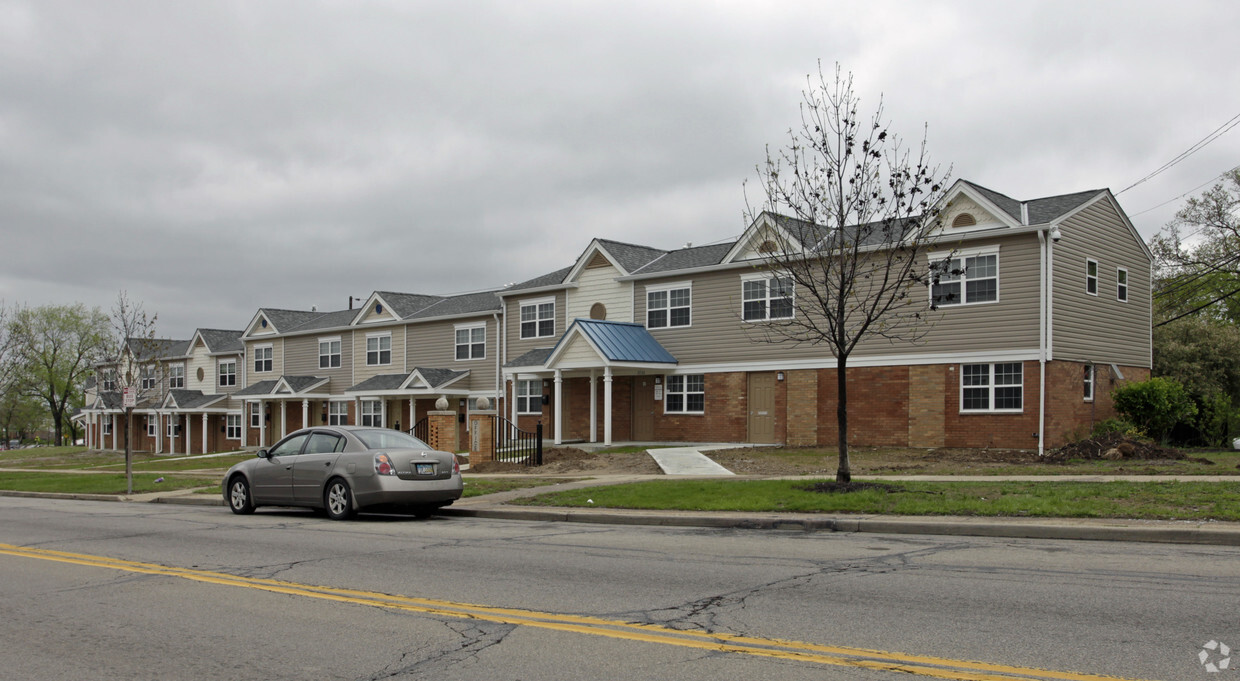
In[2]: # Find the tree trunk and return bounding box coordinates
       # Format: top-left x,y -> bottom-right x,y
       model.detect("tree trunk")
125,408 -> 133,495
836,355 -> 851,483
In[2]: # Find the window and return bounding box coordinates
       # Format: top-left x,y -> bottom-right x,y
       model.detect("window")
319,338 -> 341,369
742,275 -> 793,321
269,433 -> 309,457
254,345 -> 273,373
455,325 -> 486,360
218,360 -> 236,387
102,415 -> 113,435
1117,268 -> 1128,302
250,402 -> 261,428
1086,259 -> 1099,296
305,432 -> 345,454
169,364 -> 185,389
226,414 -> 241,440
361,399 -> 384,427
102,370 -> 117,392
666,375 -> 705,414
366,334 -> 391,366
931,250 -> 998,307
1083,364 -> 1094,402
147,417 -> 157,437
140,367 -> 157,391
516,379 -> 542,414
328,401 -> 348,426
520,299 -> 555,339
647,285 -> 691,328
167,417 -> 178,438
961,363 -> 1023,412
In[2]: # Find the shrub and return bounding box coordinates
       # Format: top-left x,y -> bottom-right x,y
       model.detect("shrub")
1091,418 -> 1143,440
1112,377 -> 1198,444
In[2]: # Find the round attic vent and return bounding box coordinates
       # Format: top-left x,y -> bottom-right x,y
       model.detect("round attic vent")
197,367 -> 205,382
260,319 -> 267,328
590,303 -> 607,320
952,213 -> 977,228
758,240 -> 778,254
375,303 -> 383,314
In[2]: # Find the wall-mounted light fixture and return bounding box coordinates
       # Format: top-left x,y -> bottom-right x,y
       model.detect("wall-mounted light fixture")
776,372 -> 785,381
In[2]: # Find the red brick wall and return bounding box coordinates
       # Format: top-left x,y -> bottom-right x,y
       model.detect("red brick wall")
943,362 -> 1041,449
1043,361 -> 1150,448
651,372 -> 747,442
816,366 -> 911,447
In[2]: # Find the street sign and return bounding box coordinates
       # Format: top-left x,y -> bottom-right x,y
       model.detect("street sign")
123,387 -> 136,409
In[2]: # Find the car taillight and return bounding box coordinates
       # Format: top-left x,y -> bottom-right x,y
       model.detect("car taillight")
453,456 -> 460,475
374,453 -> 396,476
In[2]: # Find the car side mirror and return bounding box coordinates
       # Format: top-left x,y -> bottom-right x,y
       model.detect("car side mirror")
257,449 -> 269,459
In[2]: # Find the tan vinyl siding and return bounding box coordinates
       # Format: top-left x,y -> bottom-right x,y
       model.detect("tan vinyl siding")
352,326 -> 405,383
1052,199 -> 1152,367
505,292 -> 566,361
638,234 -> 1041,365
405,317 -> 497,391
567,265 -> 632,323
215,354 -> 243,396
188,344 -> 213,393
283,334 -> 352,393
245,338 -> 283,386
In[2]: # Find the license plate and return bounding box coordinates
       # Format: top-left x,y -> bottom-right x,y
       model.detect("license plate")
416,463 -> 435,475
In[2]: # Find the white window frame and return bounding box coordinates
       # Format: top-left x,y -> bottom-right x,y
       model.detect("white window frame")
1116,267 -> 1128,303
226,414 -> 242,440
168,364 -> 185,389
218,360 -> 237,387
1086,258 -> 1099,296
1083,364 -> 1094,402
519,298 -> 556,339
102,415 -> 113,435
254,345 -> 273,373
455,323 -> 486,361
140,366 -> 157,391
929,246 -> 1000,308
249,402 -> 261,428
319,337 -> 342,369
167,417 -> 178,438
102,370 -> 117,392
665,374 -> 705,414
516,379 -> 542,414
147,416 -> 157,437
366,333 -> 392,366
960,363 -> 1023,413
741,273 -> 794,322
328,401 -> 348,426
360,399 -> 384,427
647,282 -> 692,329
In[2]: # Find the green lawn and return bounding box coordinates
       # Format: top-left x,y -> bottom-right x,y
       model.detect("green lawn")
513,478 -> 1240,521
0,471 -> 212,495
462,477 -> 583,497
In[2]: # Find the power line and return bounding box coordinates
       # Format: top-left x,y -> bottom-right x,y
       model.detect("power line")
1117,112 -> 1240,195
1128,164 -> 1240,218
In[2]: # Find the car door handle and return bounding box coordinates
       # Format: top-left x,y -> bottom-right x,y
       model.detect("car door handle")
324,461 -> 331,467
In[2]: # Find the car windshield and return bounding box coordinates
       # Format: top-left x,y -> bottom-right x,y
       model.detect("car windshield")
354,429 -> 430,450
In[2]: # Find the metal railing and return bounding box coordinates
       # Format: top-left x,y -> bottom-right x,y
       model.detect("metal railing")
492,417 -> 542,466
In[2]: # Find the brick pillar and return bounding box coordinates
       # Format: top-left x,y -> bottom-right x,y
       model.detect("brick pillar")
427,411 -> 458,453
785,370 -> 819,446
469,411 -> 495,463
908,364 -> 945,448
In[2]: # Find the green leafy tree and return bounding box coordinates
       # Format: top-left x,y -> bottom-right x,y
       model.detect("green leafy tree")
747,63 -> 951,482
0,391 -> 44,444
1111,377 -> 1198,444
1152,317 -> 1240,446
9,303 -> 110,446
1150,169 -> 1240,325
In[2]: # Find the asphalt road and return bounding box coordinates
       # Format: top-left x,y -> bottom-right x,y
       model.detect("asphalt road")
1,497 -> 1237,680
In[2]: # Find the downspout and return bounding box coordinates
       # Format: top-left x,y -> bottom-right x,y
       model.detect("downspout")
1037,229 -> 1047,457
493,312 -> 502,407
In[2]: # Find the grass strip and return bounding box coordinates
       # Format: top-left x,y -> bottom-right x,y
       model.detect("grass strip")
512,479 -> 1240,521
462,477 -> 583,497
0,471 -> 213,495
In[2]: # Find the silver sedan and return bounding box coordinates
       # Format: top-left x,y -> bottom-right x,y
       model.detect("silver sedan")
222,426 -> 463,520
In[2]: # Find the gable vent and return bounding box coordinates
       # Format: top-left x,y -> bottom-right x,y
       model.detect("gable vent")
587,252 -> 611,269
952,213 -> 977,228
757,240 -> 778,254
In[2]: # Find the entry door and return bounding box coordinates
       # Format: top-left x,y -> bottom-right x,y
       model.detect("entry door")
633,377 -> 655,441
748,373 -> 776,444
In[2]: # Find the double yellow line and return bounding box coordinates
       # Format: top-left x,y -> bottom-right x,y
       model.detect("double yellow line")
0,542 -> 1157,681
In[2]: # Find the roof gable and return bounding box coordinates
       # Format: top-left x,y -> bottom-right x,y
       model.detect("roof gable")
546,319 -> 677,369
722,212 -> 810,264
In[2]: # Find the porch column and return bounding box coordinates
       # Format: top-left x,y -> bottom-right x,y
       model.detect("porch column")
553,369 -> 562,445
155,413 -> 162,454
589,370 -> 597,443
111,415 -> 117,451
301,400 -> 309,432
202,413 -> 209,454
603,367 -> 613,446
509,375 -> 518,424
185,414 -> 192,455
259,400 -> 266,447
409,398 -> 415,432
280,401 -> 287,439
355,397 -> 361,426
241,402 -> 248,448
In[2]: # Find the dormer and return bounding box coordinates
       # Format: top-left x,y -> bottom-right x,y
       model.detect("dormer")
938,180 -> 1024,232
245,312 -> 279,337
351,292 -> 401,326
722,212 -> 807,264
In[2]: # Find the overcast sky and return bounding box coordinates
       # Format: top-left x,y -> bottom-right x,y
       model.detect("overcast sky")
3,0 -> 1238,339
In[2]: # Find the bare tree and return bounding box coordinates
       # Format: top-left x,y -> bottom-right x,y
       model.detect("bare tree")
106,291 -> 161,495
746,63 -> 951,482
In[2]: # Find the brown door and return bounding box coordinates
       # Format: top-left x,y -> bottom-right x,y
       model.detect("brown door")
633,377 -> 655,441
748,372 -> 776,444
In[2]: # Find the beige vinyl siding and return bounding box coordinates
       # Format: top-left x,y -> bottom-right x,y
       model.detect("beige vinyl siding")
246,338 -> 283,386
352,326 -> 405,383
505,292 -> 567,361
283,334 -> 352,393
567,264 -> 632,323
188,343 -> 213,392
215,354 -> 244,396
405,317 -> 498,391
1052,199 -> 1152,367
638,234 -> 1041,365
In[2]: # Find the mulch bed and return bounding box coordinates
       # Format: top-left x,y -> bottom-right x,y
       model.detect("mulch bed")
799,481 -> 906,494
1043,434 -> 1191,462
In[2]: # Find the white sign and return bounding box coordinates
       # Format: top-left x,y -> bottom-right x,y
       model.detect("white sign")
122,387 -> 136,409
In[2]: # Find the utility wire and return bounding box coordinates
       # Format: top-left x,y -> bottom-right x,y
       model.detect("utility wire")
1117,112 -> 1240,195
1128,164 -> 1240,218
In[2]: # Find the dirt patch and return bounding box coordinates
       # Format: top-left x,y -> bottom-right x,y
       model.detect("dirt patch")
1044,435 -> 1190,462
468,447 -> 662,475
799,481 -> 906,494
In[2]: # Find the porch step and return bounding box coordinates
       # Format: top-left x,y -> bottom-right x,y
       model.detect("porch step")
646,447 -> 735,476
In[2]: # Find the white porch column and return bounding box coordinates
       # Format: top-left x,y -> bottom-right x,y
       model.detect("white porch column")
589,370 -> 597,443
603,367 -> 613,446
185,414 -> 192,455
241,402 -> 248,448
409,398 -> 415,432
301,400 -> 309,432
553,369 -> 562,445
86,414 -> 92,449
111,415 -> 117,451
509,376 -> 518,424
258,401 -> 266,447
155,413 -> 162,454
354,397 -> 361,426
280,401 -> 287,439
201,413 -> 209,454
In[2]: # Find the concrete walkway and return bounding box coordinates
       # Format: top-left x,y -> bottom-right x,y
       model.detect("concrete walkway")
646,446 -> 737,476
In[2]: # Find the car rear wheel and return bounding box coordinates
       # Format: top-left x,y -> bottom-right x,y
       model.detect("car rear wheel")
324,478 -> 356,520
228,477 -> 255,515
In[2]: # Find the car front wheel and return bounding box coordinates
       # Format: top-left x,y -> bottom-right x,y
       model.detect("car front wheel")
228,477 -> 255,515
324,479 -> 356,520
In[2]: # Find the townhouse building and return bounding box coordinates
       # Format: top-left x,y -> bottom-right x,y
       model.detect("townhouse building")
81,180 -> 1151,456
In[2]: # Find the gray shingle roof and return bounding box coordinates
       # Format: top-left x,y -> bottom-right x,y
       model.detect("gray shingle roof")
259,308 -> 323,333
280,375 -> 327,393
374,291 -> 445,318
234,379 -> 280,397
408,290 -> 503,319
284,308 -> 357,334
506,267 -> 573,292
962,181 -> 1023,222
1026,189 -> 1103,224
346,373 -> 408,392
128,337 -> 192,361
631,242 -> 734,274
504,347 -> 555,368
411,367 -> 469,388
197,329 -> 244,354
595,239 -> 667,273
167,389 -> 226,409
